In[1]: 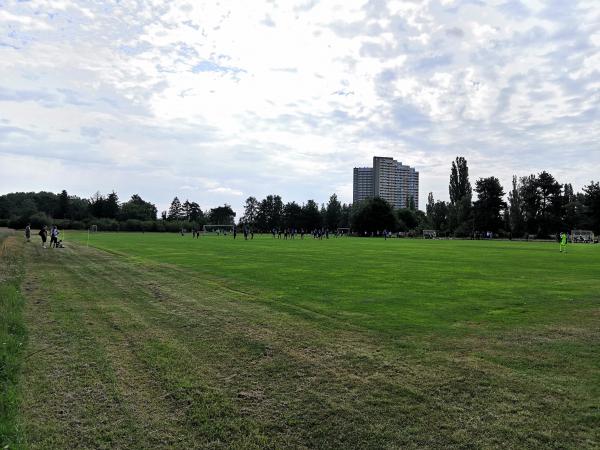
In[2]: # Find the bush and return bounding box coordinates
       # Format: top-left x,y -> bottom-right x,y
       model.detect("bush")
153,221 -> 166,232
122,219 -> 143,231
23,212 -> 51,230
93,218 -> 120,231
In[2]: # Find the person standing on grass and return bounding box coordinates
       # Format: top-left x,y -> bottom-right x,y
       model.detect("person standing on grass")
25,224 -> 31,242
233,226 -> 237,239
50,225 -> 59,248
560,232 -> 568,253
39,225 -> 48,248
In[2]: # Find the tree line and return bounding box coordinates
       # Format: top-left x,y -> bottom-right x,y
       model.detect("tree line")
0,191 -> 234,232
1,157 -> 598,237
425,157 -> 600,238
236,194 -> 423,234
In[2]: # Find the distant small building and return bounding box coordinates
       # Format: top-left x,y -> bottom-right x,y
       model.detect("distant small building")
353,156 -> 419,209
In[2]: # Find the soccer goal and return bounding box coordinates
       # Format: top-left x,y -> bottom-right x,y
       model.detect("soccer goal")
336,227 -> 350,236
423,229 -> 437,239
90,225 -> 98,233
203,224 -> 234,236
571,230 -> 595,243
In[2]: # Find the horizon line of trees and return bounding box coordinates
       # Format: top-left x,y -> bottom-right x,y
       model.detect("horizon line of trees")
0,191 -> 237,232
425,157 -> 600,238
1,159 -> 598,236
237,194 -> 424,235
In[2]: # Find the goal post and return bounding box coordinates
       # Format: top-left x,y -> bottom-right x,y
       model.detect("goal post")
90,224 -> 98,233
571,230 -> 595,243
202,224 -> 235,236
336,227 -> 350,236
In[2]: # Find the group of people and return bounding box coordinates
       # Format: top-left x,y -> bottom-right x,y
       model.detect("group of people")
234,224 -> 254,240
268,228 -> 347,240
25,224 -> 62,248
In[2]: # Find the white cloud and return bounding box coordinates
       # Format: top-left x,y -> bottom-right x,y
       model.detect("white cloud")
0,0 -> 599,215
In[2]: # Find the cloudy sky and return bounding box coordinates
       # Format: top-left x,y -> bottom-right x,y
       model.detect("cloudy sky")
1,0 -> 599,215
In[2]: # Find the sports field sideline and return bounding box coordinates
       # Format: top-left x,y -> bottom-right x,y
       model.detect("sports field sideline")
1,231 -> 599,448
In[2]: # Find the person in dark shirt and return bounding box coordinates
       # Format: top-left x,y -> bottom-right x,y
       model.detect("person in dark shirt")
38,226 -> 48,248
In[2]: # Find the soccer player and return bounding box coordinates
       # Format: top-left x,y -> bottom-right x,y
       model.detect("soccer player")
560,232 -> 568,253
25,224 -> 31,242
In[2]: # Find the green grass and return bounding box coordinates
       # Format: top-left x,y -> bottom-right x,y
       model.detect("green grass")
0,232 -> 27,449
69,232 -> 599,334
3,231 -> 600,448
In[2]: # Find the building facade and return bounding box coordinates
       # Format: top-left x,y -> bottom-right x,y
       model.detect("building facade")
353,167 -> 374,204
353,156 -> 419,209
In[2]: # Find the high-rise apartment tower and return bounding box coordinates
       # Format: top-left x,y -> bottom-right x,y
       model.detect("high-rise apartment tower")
353,156 -> 419,209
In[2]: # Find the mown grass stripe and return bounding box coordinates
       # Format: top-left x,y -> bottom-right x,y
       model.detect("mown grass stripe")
0,233 -> 27,450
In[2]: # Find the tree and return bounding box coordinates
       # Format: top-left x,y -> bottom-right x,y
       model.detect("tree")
187,202 -> 203,222
69,196 -> 90,220
508,175 -> 524,237
255,195 -> 284,231
167,197 -> 183,221
241,196 -> 259,226
426,192 -> 435,220
182,200 -> 192,220
583,181 -> 600,233
89,192 -> 106,218
448,157 -> 472,236
425,192 -> 435,228
396,208 -> 418,230
519,174 -> 540,235
34,191 -> 60,217
119,194 -> 158,221
208,204 -> 236,225
449,157 -> 472,204
105,191 -> 120,219
430,201 -> 449,232
519,172 -> 563,237
19,198 -> 38,221
325,194 -> 342,230
57,189 -> 70,219
302,200 -> 322,230
562,183 -> 584,231
473,177 -> 506,233
339,204 -> 351,228
408,195 -> 416,211
351,197 -> 397,233
536,171 -> 562,237
283,201 -> 303,228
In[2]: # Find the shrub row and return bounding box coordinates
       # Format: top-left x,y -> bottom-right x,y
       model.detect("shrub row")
0,215 -> 204,232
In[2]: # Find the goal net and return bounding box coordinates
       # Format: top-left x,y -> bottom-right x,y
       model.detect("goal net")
203,224 -> 235,236
336,227 -> 350,236
571,230 -> 594,243
423,229 -> 437,239
90,225 -> 98,233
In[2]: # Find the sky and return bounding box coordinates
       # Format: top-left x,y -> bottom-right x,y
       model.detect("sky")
1,0 -> 599,216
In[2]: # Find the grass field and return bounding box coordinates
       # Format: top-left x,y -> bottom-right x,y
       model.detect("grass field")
1,231 -> 599,448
